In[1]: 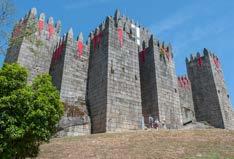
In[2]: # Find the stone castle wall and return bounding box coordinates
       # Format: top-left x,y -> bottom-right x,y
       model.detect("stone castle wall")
187,49 -> 234,129
5,8 -> 91,136
5,9 -> 60,82
140,36 -> 183,129
177,76 -> 196,125
106,13 -> 143,132
87,11 -> 144,133
86,23 -> 109,133
5,8 -> 234,135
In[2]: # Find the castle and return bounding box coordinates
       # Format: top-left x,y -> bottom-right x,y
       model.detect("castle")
5,8 -> 234,136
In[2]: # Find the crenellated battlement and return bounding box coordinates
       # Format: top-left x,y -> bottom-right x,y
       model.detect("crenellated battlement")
187,48 -> 233,129
186,48 -> 222,72
11,8 -> 61,42
177,75 -> 191,89
6,8 -> 234,135
186,48 -> 211,63
51,26 -> 91,65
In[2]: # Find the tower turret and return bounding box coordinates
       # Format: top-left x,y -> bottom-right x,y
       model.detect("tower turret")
186,48 -> 234,129
87,10 -> 143,133
49,28 -> 91,136
5,8 -> 60,81
139,35 -> 183,129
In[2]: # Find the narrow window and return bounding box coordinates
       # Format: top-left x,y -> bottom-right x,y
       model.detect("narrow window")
135,75 -> 138,80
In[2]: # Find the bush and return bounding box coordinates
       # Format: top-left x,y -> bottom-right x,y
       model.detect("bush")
0,63 -> 64,158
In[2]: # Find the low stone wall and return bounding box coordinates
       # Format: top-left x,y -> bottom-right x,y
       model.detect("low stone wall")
55,103 -> 91,137
56,116 -> 90,137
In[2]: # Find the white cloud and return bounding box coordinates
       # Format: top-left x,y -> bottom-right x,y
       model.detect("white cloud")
150,4 -> 201,35
149,1 -> 234,58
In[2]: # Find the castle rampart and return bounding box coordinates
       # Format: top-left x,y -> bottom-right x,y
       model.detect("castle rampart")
5,9 -> 234,135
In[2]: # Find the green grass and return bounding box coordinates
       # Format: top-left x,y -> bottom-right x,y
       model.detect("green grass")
37,129 -> 234,159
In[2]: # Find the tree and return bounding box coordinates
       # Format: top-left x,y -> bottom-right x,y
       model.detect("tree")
0,63 -> 64,158
0,0 -> 15,54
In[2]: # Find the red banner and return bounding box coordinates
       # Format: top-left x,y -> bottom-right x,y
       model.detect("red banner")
198,56 -> 202,67
52,42 -> 65,62
213,57 -> 220,69
48,24 -> 54,39
92,32 -> 102,52
38,20 -> 44,32
160,47 -> 171,61
139,49 -> 146,63
77,40 -> 83,58
178,77 -> 183,87
117,28 -> 123,47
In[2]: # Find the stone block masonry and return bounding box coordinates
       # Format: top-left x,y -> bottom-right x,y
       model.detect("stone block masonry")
87,11 -> 143,133
5,8 -> 61,82
187,48 -> 234,130
49,28 -> 91,136
140,36 -> 183,129
177,76 -> 196,125
5,8 -> 234,135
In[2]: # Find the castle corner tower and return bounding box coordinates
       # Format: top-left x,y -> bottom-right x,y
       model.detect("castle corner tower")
5,8 -> 60,81
139,35 -> 183,129
87,10 -> 143,133
187,48 -> 234,129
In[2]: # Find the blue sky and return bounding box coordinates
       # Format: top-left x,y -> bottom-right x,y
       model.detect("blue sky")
1,0 -> 234,108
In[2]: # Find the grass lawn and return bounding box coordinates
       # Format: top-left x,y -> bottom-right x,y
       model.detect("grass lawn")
37,129 -> 234,159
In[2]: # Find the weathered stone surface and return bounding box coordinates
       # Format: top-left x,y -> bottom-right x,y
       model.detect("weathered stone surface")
5,9 -> 60,82
140,36 -> 183,129
5,9 -> 234,136
49,29 -> 91,136
177,76 -> 196,125
187,49 -> 234,130
87,13 -> 143,133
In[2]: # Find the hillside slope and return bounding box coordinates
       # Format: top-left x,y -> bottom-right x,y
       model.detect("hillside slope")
37,129 -> 234,159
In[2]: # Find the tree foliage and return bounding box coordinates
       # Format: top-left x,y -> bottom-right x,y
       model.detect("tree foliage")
0,63 -> 64,158
0,0 -> 15,54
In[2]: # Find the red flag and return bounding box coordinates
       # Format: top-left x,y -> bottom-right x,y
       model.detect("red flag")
93,32 -> 102,52
93,36 -> 97,52
77,40 -> 83,58
97,32 -> 102,44
117,28 -> 123,47
182,77 -> 187,87
48,24 -> 54,39
213,57 -> 220,69
198,56 -> 202,67
140,49 -> 146,63
38,20 -> 44,32
178,77 -> 183,87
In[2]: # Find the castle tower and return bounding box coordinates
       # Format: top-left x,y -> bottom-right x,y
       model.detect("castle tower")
50,29 -> 89,106
49,29 -> 90,136
186,48 -> 234,129
177,76 -> 196,124
87,10 -> 143,133
5,8 -> 60,81
139,36 -> 183,129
